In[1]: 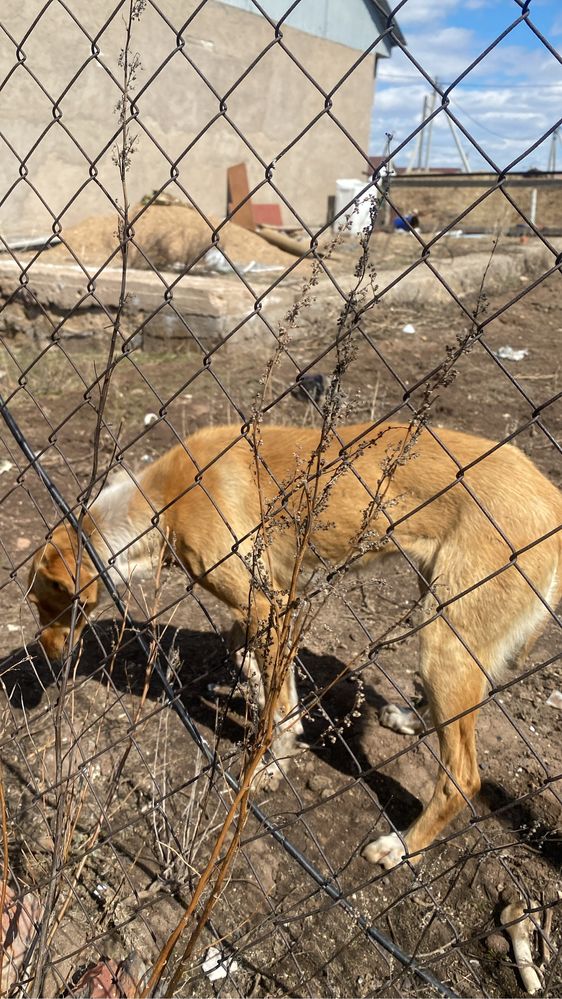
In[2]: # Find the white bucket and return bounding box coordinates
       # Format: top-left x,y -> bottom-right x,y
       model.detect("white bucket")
333,178 -> 374,234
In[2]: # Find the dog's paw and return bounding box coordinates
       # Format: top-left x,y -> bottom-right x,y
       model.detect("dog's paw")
362,833 -> 406,870
379,703 -> 423,736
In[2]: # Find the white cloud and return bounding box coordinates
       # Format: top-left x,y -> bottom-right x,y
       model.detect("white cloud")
395,0 -> 459,27
371,12 -> 561,171
379,26 -> 476,84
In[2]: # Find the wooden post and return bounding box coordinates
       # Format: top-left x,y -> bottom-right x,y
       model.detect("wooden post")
227,163 -> 256,231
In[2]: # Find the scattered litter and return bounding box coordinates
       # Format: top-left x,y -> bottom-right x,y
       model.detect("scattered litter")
0,459 -> 13,475
143,412 -> 158,427
203,246 -> 233,274
495,346 -> 529,362
202,247 -> 284,275
202,945 -> 238,982
5,624 -> 19,633
546,690 -> 562,710
401,323 -> 416,335
243,261 -> 284,273
15,538 -> 31,551
92,883 -> 110,900
445,230 -> 486,239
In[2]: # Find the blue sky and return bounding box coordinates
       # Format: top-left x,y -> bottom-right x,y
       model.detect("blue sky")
371,0 -> 562,171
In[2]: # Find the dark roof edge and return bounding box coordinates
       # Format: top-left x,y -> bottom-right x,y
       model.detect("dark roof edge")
369,0 -> 406,47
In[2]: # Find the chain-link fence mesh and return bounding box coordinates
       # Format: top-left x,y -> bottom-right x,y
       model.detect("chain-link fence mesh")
0,1 -> 561,995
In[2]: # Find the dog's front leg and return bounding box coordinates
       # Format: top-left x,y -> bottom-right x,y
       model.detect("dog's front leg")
255,659 -> 304,789
224,618 -> 266,710
245,595 -> 304,790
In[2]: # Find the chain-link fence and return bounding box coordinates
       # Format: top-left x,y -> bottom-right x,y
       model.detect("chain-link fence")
0,1 -> 561,995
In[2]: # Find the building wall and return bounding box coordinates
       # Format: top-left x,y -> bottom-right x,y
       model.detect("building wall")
0,0 -> 377,239
218,0 -> 393,55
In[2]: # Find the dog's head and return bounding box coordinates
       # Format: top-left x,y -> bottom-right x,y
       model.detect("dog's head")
28,531 -> 99,661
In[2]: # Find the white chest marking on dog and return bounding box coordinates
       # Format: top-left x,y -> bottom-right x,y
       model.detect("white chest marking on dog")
89,474 -> 160,582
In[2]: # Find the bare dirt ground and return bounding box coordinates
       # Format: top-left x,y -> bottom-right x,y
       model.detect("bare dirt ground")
0,235 -> 560,997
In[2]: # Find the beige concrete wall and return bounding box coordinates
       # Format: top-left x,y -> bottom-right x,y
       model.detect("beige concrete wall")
0,1 -> 375,239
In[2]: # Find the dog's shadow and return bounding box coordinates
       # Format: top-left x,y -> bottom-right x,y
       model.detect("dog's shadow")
0,619 -> 421,829
1,620 -> 560,869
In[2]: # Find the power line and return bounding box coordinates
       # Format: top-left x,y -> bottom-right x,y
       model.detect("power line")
447,97 -> 544,142
378,73 -> 562,89
376,76 -> 552,143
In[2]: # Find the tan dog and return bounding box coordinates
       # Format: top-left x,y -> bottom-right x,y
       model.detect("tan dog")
28,423 -> 562,869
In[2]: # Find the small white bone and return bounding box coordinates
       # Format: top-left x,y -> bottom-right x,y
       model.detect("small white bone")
500,899 -> 542,995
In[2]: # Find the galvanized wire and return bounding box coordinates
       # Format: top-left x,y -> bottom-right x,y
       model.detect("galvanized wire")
0,0 -> 561,996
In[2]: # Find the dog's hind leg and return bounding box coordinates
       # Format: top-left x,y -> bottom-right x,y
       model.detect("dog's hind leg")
364,531 -> 561,870
364,619 -> 487,869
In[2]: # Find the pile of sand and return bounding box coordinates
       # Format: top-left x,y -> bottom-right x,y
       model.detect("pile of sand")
47,201 -> 296,271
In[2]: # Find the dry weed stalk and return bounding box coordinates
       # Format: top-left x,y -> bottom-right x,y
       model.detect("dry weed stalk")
29,5 -> 145,992
141,189 -> 505,994
43,555 -> 164,952
0,770 -> 9,993
140,193 -> 388,995
19,84 -> 502,996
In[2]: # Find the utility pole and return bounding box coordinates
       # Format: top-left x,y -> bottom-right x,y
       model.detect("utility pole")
446,115 -> 470,173
407,95 -> 428,173
547,129 -> 559,172
407,85 -> 470,174
423,83 -> 438,170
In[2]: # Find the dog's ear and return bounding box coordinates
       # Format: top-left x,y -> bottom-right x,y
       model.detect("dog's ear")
32,544 -> 71,581
28,545 -> 98,608
28,558 -> 74,601
52,560 -> 99,608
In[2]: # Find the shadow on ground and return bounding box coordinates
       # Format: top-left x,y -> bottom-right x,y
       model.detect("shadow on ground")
1,619 -> 559,869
